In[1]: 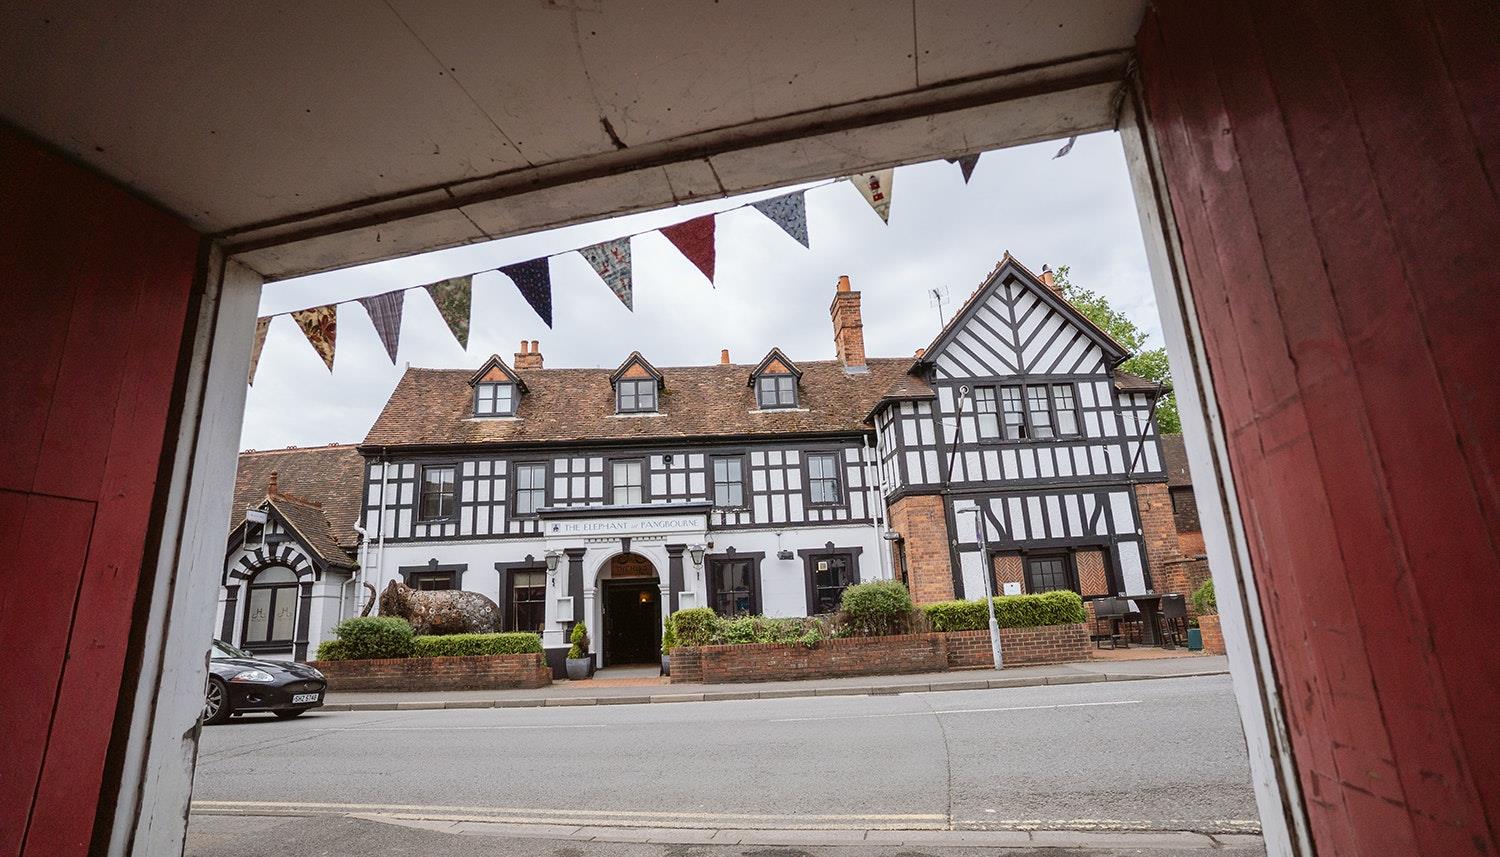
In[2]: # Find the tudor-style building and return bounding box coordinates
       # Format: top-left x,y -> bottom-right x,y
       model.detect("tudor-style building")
218,256 -> 1181,673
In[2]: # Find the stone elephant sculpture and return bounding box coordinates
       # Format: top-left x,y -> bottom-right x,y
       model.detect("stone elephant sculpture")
377,579 -> 501,636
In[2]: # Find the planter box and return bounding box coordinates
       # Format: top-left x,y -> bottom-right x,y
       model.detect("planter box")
310,652 -> 552,692
1198,614 -> 1226,654
668,624 -> 1090,684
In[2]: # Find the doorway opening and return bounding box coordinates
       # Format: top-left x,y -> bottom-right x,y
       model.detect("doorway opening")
600,553 -> 661,666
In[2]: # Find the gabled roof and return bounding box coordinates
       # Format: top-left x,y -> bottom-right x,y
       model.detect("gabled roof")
362,358 -> 919,449
468,354 -> 528,393
265,494 -> 359,570
231,445 -> 365,562
747,347 -> 802,387
609,351 -> 664,387
921,252 -> 1130,371
864,371 -> 937,422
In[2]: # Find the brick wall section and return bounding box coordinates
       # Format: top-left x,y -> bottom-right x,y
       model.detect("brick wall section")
1158,557 -> 1213,616
1178,531 -> 1206,557
1135,482 -> 1181,587
944,625 -> 1091,668
1197,614 -> 1225,655
310,653 -> 552,692
668,624 -> 1088,683
888,493 -> 953,604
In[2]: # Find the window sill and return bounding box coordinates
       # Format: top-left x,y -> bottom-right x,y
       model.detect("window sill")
467,415 -> 521,421
609,412 -> 664,419
750,406 -> 809,414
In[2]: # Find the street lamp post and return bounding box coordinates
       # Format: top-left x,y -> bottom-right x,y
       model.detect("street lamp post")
960,506 -> 1003,670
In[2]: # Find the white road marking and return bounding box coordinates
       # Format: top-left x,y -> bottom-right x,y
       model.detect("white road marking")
313,723 -> 608,732
770,699 -> 1141,723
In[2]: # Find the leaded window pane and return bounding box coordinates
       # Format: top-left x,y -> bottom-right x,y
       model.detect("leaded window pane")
1000,386 -> 1026,439
514,464 -> 546,514
420,466 -> 456,520
1027,386 -> 1055,439
710,559 -> 756,616
1025,556 -> 1071,593
1052,384 -> 1078,436
712,457 -> 744,507
512,570 -> 547,632
612,460 -> 643,505
975,387 -> 999,439
808,453 -> 840,504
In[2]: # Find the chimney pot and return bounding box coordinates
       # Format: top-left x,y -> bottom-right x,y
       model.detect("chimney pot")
836,274 -> 851,293
515,339 -> 543,370
267,470 -> 279,496
530,339 -> 539,352
915,347 -> 926,358
519,339 -> 528,353
720,349 -> 730,365
1039,264 -> 1059,294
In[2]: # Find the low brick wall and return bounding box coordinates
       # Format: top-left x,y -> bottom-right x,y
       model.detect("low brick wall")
1198,614 -> 1225,654
310,652 -> 552,692
669,624 -> 1089,684
944,624 -> 1091,668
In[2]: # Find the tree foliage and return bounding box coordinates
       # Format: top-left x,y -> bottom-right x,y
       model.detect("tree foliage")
1052,265 -> 1181,434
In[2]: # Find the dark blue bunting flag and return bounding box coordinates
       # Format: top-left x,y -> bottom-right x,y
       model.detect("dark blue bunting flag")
750,190 -> 810,248
501,257 -> 554,327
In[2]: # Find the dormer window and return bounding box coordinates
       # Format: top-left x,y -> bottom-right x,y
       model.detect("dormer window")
475,382 -> 515,416
756,375 -> 797,409
609,351 -> 665,415
616,379 -> 657,413
468,354 -> 528,418
749,347 -> 802,410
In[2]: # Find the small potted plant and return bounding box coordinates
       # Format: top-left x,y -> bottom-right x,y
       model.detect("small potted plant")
566,621 -> 592,680
660,616 -> 676,677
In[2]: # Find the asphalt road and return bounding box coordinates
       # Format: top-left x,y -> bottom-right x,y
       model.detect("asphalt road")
190,674 -> 1258,837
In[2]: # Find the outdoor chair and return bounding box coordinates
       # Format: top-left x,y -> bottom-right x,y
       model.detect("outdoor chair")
1118,596 -> 1145,644
1091,597 -> 1129,649
1159,594 -> 1189,648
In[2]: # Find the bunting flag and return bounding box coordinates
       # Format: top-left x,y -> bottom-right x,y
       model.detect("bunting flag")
948,154 -> 980,183
500,257 -> 554,327
578,237 -> 633,310
357,290 -> 405,364
660,214 -> 716,284
248,316 -> 271,385
750,190 -> 810,248
291,304 -> 338,371
423,276 -> 472,349
851,169 -> 894,223
1053,136 -> 1077,159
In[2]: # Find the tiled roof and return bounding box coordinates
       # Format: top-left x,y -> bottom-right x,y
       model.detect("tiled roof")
1160,433 -> 1193,487
1114,369 -> 1167,394
363,357 -> 923,449
268,495 -> 359,569
232,445 -> 365,561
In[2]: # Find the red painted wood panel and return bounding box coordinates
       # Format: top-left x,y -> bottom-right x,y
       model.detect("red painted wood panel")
0,126 -> 202,856
1138,1 -> 1500,853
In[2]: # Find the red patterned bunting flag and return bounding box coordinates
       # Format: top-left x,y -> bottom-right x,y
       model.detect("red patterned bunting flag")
660,214 -> 716,284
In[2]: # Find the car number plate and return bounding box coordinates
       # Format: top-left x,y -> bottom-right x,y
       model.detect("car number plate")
291,692 -> 320,704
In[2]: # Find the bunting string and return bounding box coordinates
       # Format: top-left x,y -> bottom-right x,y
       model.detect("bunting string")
251,155 -> 983,375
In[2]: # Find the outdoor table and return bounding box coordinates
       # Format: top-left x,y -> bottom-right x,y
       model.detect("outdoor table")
1122,593 -> 1173,648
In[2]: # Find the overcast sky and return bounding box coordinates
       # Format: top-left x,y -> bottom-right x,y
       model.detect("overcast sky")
243,131 -> 1158,451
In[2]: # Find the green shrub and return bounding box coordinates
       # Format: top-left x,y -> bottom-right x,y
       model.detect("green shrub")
669,607 -> 719,647
411,632 -> 542,658
1192,579 -> 1217,616
567,621 -> 590,659
314,639 -> 349,661
922,591 -> 1086,632
661,616 -> 678,655
839,580 -> 914,636
325,616 -> 414,659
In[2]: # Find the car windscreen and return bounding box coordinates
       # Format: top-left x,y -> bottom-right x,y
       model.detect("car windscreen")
211,640 -> 250,659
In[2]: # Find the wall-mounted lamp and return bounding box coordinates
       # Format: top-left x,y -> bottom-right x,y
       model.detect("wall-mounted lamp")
544,550 -> 562,586
882,530 -> 903,541
689,543 -> 706,580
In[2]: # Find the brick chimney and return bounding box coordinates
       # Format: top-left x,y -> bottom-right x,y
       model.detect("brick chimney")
829,275 -> 867,372
720,348 -> 730,365
1040,264 -> 1061,296
267,470 -> 279,497
514,339 -> 543,370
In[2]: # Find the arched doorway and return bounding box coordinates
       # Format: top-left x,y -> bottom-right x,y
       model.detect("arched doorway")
599,553 -> 661,666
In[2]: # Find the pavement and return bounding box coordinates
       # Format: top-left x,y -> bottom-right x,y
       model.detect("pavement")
318,654 -> 1231,710
189,667 -> 1260,856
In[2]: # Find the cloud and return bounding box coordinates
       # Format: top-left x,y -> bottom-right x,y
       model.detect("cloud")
241,132 -> 1158,450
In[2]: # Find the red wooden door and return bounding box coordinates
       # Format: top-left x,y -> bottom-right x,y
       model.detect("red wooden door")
0,126 -> 203,856
1137,2 -> 1500,853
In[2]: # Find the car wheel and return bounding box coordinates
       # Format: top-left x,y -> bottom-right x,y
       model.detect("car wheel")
272,709 -> 305,719
203,677 -> 231,725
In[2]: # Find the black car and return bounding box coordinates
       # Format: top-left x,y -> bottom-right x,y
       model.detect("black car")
204,640 -> 327,724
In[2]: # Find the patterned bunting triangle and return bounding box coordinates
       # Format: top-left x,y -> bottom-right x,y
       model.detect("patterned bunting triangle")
500,257 -> 554,327
423,276 -> 473,349
357,290 -> 405,364
660,214 -> 716,284
248,316 -> 271,385
290,304 -> 338,371
851,169 -> 895,223
948,154 -> 980,183
578,237 -> 633,310
749,190 -> 810,248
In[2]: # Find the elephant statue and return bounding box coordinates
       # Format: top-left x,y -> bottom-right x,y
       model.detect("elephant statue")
377,579 -> 501,636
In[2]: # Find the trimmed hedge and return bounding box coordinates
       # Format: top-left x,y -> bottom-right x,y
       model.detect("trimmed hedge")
316,616 -> 414,660
668,608 -> 825,649
922,591 -> 1087,632
1192,579 -> 1217,616
411,632 -> 542,658
669,607 -> 719,648
839,580 -> 914,637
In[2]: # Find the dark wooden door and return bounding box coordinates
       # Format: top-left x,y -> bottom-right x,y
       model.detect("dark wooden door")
603,581 -> 661,665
